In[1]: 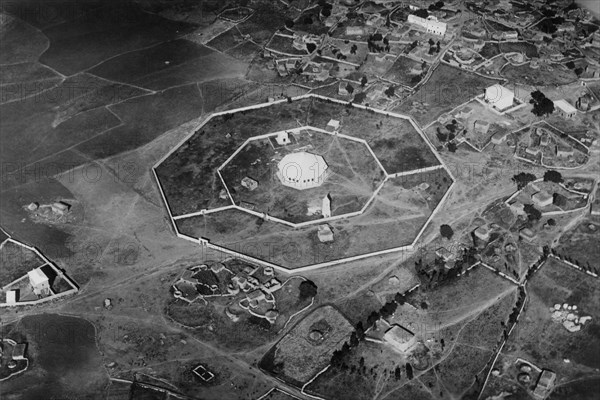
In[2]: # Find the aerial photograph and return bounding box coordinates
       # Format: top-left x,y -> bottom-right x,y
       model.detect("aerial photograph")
0,0 -> 599,399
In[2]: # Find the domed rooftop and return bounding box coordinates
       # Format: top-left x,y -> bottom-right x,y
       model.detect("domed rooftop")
276,151 -> 328,190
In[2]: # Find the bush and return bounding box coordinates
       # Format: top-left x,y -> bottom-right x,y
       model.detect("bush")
543,170 -> 563,183
299,280 -> 318,301
440,224 -> 454,239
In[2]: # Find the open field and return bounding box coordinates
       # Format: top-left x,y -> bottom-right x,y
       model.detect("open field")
502,258 -> 600,382
556,216 -> 600,271
305,98 -> 441,173
1,314 -> 108,399
0,240 -> 46,285
220,131 -> 383,223
400,266 -> 516,329
36,3 -> 199,75
479,42 -> 501,59
499,42 -> 539,58
394,64 -> 499,127
383,56 -> 426,88
175,166 -> 449,269
89,39 -> 246,91
501,63 -> 578,86
260,305 -> 354,387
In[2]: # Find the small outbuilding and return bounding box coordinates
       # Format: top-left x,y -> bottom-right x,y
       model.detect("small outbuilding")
383,325 -> 418,353
326,119 -> 340,132
317,224 -> 334,243
554,99 -> 576,119
241,176 -> 258,191
28,268 -> 50,296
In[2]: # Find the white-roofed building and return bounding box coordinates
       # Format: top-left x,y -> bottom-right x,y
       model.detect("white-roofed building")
532,191 -> 553,207
317,224 -> 334,242
407,15 -> 447,36
484,84 -> 514,111
322,194 -> 332,218
6,290 -> 18,304
28,268 -> 50,296
554,99 -> 576,119
326,119 -> 340,132
275,131 -> 291,146
277,152 -> 329,190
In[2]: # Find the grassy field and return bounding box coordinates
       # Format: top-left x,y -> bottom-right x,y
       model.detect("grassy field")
0,62 -> 59,84
220,131 -> 382,223
89,39 -> 246,91
502,258 -> 600,382
401,266 -> 516,329
479,42 -> 501,59
37,3 -> 198,75
1,314 -> 108,399
0,14 -> 49,63
383,56 -> 425,88
174,162 -> 448,269
207,28 -> 245,52
394,64 -> 498,127
0,240 -> 46,285
260,305 -> 354,387
499,42 -> 539,58
76,84 -> 204,160
266,34 -> 308,56
556,216 -> 600,271
156,99 -> 312,215
501,63 -> 578,86
306,98 -> 440,173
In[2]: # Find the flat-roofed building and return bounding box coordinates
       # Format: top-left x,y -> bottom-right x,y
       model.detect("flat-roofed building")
554,99 -> 576,119
484,84 -> 514,111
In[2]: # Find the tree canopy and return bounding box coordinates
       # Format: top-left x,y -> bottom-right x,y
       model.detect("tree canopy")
543,170 -> 563,183
512,172 -> 537,190
299,280 -> 318,300
530,90 -> 555,117
440,224 -> 454,240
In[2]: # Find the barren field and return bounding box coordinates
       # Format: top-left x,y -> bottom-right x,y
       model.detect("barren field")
260,305 -> 354,387
0,240 -> 45,285
394,64 -> 499,127
502,258 -> 600,382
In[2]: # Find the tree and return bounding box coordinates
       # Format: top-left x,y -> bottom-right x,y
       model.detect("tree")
384,86 -> 395,97
353,92 -> 367,104
406,363 -> 414,380
547,218 -> 556,226
553,193 -> 567,207
413,9 -> 429,18
447,142 -> 457,152
299,280 -> 318,300
346,83 -> 355,95
524,204 -> 542,221
543,170 -> 563,183
285,19 -> 294,28
380,301 -> 398,318
394,292 -> 406,305
440,224 -> 454,240
512,172 -> 537,190
429,38 -> 435,46
360,76 -> 368,87
530,90 -> 555,117
350,44 -> 357,54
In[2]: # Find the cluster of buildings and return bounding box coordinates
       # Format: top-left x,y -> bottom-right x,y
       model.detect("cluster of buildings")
229,265 -> 282,323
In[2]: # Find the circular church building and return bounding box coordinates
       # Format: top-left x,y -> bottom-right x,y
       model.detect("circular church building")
276,151 -> 328,190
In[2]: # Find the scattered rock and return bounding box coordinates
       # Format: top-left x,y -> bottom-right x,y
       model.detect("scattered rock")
104,298 -> 113,310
